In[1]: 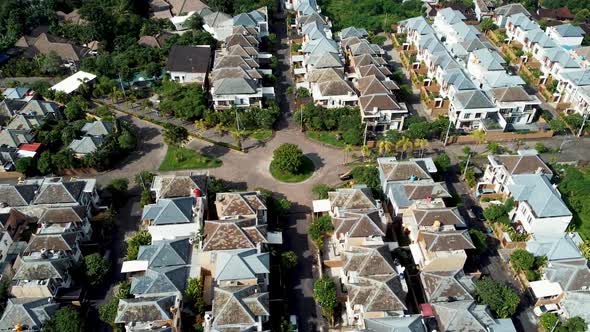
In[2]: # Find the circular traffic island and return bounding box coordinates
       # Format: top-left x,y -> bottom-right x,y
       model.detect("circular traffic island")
269,143 -> 315,183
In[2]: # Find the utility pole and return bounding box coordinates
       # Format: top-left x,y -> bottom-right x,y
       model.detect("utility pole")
462,152 -> 471,178
443,118 -> 453,146
577,111 -> 588,137
118,73 -> 127,99
363,121 -> 369,146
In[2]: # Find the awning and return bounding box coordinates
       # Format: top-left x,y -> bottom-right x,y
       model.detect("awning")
121,260 -> 148,273
313,199 -> 331,213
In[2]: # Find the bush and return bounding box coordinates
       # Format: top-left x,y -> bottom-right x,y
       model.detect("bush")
280,251 -> 298,270
309,215 -> 334,247
272,143 -> 304,174
163,123 -> 189,146
474,278 -> 519,318
126,230 -> 151,260
483,204 -> 507,222
351,166 -> 381,195
510,249 -> 535,272
535,143 -> 548,153
16,157 -> 36,176
312,184 -> 332,199
314,276 -> 338,324
469,229 -> 487,255
84,253 -> 111,286
434,153 -> 451,172
540,313 -> 559,332
526,269 -> 540,281
44,307 -> 83,332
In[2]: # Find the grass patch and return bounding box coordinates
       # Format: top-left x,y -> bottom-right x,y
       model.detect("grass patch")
306,131 -> 346,148
249,129 -> 273,141
159,145 -> 222,171
270,155 -> 315,183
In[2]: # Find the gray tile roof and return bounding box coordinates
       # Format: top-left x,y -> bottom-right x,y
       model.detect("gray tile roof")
299,13 -> 327,26
214,54 -> 258,70
544,257 -> 590,291
554,24 -> 585,38
0,128 -> 34,148
33,180 -> 85,205
301,37 -> 339,55
379,160 -> 432,182
24,232 -> 78,254
472,48 -> 505,71
443,69 -> 476,91
0,184 -> 37,206
527,233 -> 583,262
495,3 -> 530,17
489,154 -> 552,176
7,114 -> 44,131
318,79 -> 356,96
214,248 -> 269,282
421,229 -> 475,252
343,245 -> 396,277
360,94 -> 402,114
364,315 -> 425,332
13,259 -> 70,281
346,275 -> 407,312
489,86 -> 538,103
142,197 -> 194,225
308,52 -> 343,68
432,300 -> 489,332
130,265 -> 189,296
438,8 -> 466,24
137,238 -> 191,268
507,13 -> 538,31
339,27 -> 368,40
81,120 -> 113,137
0,297 -> 58,331
561,69 -> 590,86
412,207 -> 466,228
68,136 -> 103,155
307,67 -> 344,83
399,16 -> 435,35
508,174 -> 571,218
212,285 -> 269,330
453,90 -> 495,109
38,206 -> 86,224
333,210 -> 385,238
560,291 -> 590,324
213,77 -> 258,95
543,48 -> 580,69
328,187 -> 376,211
115,295 -> 176,324
420,270 -> 474,303
19,100 -> 59,117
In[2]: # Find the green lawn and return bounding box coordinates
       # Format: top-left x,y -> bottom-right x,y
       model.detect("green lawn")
306,131 -> 347,148
270,155 -> 315,183
159,146 -> 222,171
249,129 -> 273,141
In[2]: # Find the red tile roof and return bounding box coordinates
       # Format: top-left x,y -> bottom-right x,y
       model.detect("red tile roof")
19,143 -> 42,152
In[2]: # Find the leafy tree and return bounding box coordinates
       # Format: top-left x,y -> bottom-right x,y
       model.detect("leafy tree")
107,178 -> 129,209
163,123 -> 189,146
185,277 -> 206,317
52,148 -> 77,171
434,153 -> 452,173
575,9 -> 590,23
487,142 -> 502,154
312,184 -> 332,199
559,317 -> 586,332
41,51 -> 63,75
510,249 -> 535,271
64,99 -> 86,121
309,215 -> 334,248
135,171 -> 155,191
535,142 -> 548,153
314,276 -> 338,325
483,204 -> 508,222
44,307 -> 83,332
474,278 -> 519,318
480,18 -> 497,32
272,143 -> 304,174
158,81 -> 208,120
281,251 -> 298,270
540,313 -> 559,332
84,253 -> 111,286
351,166 -> 381,194
16,157 -> 36,176
549,119 -> 567,133
126,230 -> 151,260
469,229 -> 487,255
99,281 -> 130,328
117,129 -> 136,150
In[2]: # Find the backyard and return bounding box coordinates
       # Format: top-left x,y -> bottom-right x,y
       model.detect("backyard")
159,146 -> 222,171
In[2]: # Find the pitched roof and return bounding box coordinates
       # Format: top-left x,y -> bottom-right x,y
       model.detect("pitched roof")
357,76 -> 393,95
215,192 -> 266,219
333,210 -> 385,238
399,16 -> 435,35
81,120 -> 113,136
167,0 -> 209,15
13,259 -> 70,281
308,52 -> 343,68
202,11 -> 232,28
33,181 -> 85,205
527,234 -> 583,262
347,275 -> 407,312
299,13 -> 327,26
354,55 -> 387,68
421,229 -> 475,251
24,232 -> 78,254
339,27 -> 369,40
360,94 -> 402,114
225,33 -> 259,48
545,258 -> 590,291
0,129 -> 34,148
68,136 -> 103,154
214,54 -> 258,70
19,100 -> 59,117
364,315 -> 425,332
301,37 -> 339,55
328,187 -> 376,211
137,239 -> 191,268
130,265 -> 190,296
213,78 -> 258,95
153,174 -> 207,199
142,197 -> 194,225
115,295 -> 176,324
378,160 -> 432,182
203,219 -> 267,251
212,285 -> 269,329
0,184 -> 37,206
453,90 -> 495,109
17,33 -> 90,61
489,154 -> 552,176
508,174 -> 571,218
166,45 -> 211,73
554,24 -> 585,38
443,69 -> 476,91
412,208 -> 466,227
210,67 -> 260,81
318,79 -> 356,96
495,3 -> 530,17
490,86 -> 538,103
438,7 -> 466,24
343,245 -> 397,276
420,270 -> 474,303
561,69 -> 590,86
472,48 -> 505,71
0,298 -> 58,331
38,206 -> 86,224
432,300 -> 490,332
307,67 -> 344,83
215,249 -> 270,282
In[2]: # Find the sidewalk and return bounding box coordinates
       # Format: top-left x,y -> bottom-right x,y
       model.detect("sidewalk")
95,98 -> 260,151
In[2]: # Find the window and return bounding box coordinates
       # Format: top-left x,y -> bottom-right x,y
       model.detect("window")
464,113 -> 472,119
475,113 -> 482,118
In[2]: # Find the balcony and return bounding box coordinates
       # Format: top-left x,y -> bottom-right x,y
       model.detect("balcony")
481,113 -> 506,132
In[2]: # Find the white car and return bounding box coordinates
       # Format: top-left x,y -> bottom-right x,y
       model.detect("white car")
289,315 -> 298,331
533,304 -> 561,317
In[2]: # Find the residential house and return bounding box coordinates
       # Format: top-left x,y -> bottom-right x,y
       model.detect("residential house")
130,265 -> 190,298
138,32 -> 174,48
402,207 -> 466,243
2,87 -> 36,102
485,86 -> 541,130
432,300 -> 517,331
115,295 -> 182,331
0,129 -> 34,148
68,136 -> 104,157
340,245 -> 408,330
22,233 -> 82,263
535,7 -> 574,22
206,285 -> 269,332
363,315 -> 427,332
14,32 -> 91,63
410,227 -> 475,272
420,270 -> 474,303
474,0 -> 495,21
142,197 -> 201,227
505,13 -> 540,45
466,48 -> 526,90
507,173 -> 572,238
215,191 -> 267,224
449,89 -> 498,130
547,24 -> 586,48
50,71 -> 97,95
528,280 -> 565,307
151,174 -> 208,201
311,78 -> 358,108
166,45 -> 212,84
527,232 -> 584,263
214,248 -> 269,288
11,259 -> 72,298
0,297 -> 58,331
0,209 -> 31,244
493,3 -> 531,28
200,10 -> 233,39
37,206 -> 92,240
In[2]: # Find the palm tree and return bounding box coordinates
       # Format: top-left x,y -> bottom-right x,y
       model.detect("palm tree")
471,129 -> 486,145
214,123 -> 225,136
396,137 -> 414,160
378,140 -> 393,157
360,145 -> 371,161
414,138 -> 428,157
126,94 -> 137,108
343,144 -> 353,164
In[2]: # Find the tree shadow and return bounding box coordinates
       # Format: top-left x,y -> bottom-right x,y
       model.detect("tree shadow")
305,152 -> 325,170
199,144 -> 231,159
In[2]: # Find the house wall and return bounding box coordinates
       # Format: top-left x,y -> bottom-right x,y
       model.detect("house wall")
313,94 -> 359,108
547,29 -> 584,47
168,71 -> 207,85
511,201 -> 571,238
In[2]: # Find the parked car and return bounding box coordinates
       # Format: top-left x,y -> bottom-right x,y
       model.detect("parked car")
289,315 -> 298,331
339,170 -> 352,181
533,304 -> 562,317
